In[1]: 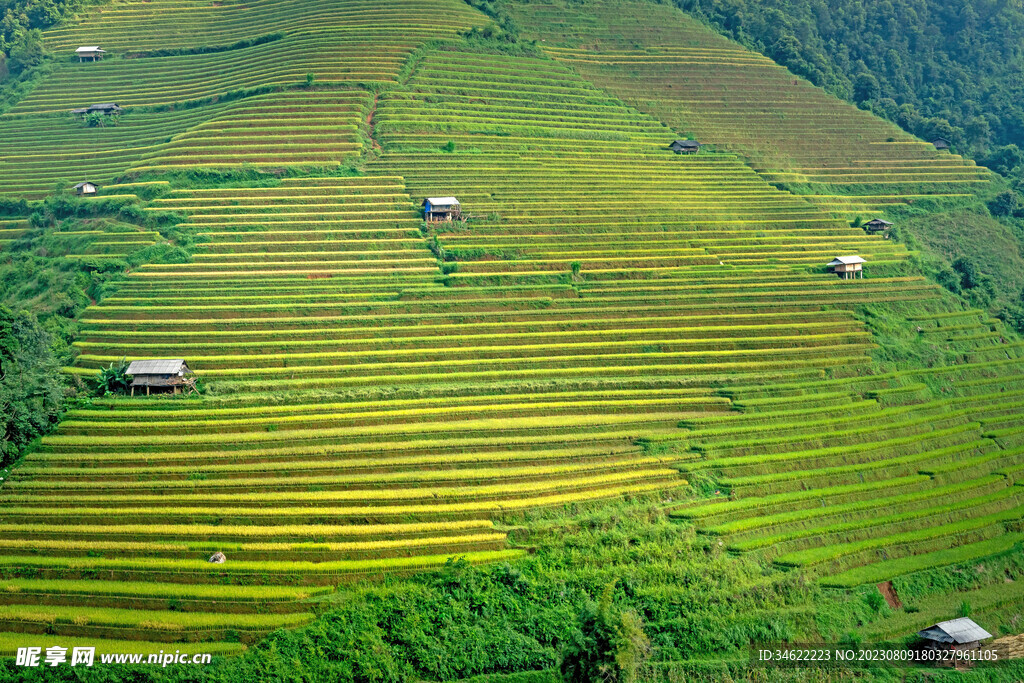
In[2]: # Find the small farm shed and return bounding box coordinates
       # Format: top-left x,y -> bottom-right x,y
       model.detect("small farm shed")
918,618 -> 992,652
423,197 -> 461,222
73,181 -> 97,195
670,139 -> 700,154
828,255 -> 866,279
931,137 -> 951,151
864,218 -> 893,232
126,358 -> 194,396
71,103 -> 123,116
76,46 -> 106,62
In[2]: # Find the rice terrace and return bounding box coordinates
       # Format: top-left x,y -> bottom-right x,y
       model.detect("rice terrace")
2,0 -> 1024,680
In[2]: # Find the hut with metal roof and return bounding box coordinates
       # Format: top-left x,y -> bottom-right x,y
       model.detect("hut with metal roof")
670,139 -> 700,154
864,218 -> 893,233
71,103 -> 123,117
76,46 -> 107,62
126,359 -> 194,396
827,255 -> 866,279
73,181 -> 98,196
423,197 -> 461,222
918,618 -> 992,652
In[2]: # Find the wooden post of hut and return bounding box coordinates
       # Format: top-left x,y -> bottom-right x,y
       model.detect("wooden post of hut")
422,197 -> 462,222
126,359 -> 195,396
827,255 -> 866,280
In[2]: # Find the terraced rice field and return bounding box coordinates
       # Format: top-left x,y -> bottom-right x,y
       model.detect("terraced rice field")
128,89 -> 372,171
16,0 -> 486,113
38,222 -> 163,260
0,107 -> 230,198
673,315 -> 1024,584
366,47 -> 1024,587
42,0 -> 482,54
0,221 -> 29,248
5,176 -> 709,645
3,0 -> 1024,656
0,0 -> 485,197
373,51 -> 913,272
504,0 -> 991,213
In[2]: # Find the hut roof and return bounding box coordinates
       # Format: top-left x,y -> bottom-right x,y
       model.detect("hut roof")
866,218 -> 893,225
72,103 -> 122,114
76,46 -> 105,53
424,197 -> 459,206
126,359 -> 188,375
828,255 -> 866,266
918,618 -> 992,644
73,182 -> 96,190
671,139 -> 700,147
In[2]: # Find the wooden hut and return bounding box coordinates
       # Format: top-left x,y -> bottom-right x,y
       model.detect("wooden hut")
670,139 -> 700,154
73,182 -> 98,196
126,359 -> 194,396
75,46 -> 106,62
828,255 -> 866,279
864,218 -> 893,232
931,137 -> 951,151
423,197 -> 461,222
918,618 -> 992,653
71,103 -> 123,117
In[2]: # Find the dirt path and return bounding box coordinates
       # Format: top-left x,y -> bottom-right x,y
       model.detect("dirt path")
877,581 -> 903,609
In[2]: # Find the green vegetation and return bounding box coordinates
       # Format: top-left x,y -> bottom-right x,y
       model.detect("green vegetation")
671,0 -> 1024,165
1,193 -> 191,466
0,304 -> 63,462
2,0 -> 1024,678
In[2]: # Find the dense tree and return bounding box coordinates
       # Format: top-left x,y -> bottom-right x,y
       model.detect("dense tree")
0,305 -> 63,464
989,190 -> 1024,218
677,0 -> 1024,167
5,26 -> 43,72
0,0 -> 94,74
853,72 -> 880,103
984,144 -> 1024,177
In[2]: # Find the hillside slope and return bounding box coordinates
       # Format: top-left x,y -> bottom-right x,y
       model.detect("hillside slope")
1,0 -> 1024,673
501,0 -> 994,215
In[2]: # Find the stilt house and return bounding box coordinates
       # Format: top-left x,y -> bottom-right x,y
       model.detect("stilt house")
423,197 -> 461,222
126,359 -> 194,395
828,255 -> 866,279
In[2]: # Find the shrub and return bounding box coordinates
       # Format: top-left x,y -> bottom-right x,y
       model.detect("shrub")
989,190 -> 1023,218
561,583 -> 651,683
93,359 -> 131,396
865,590 -> 886,613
